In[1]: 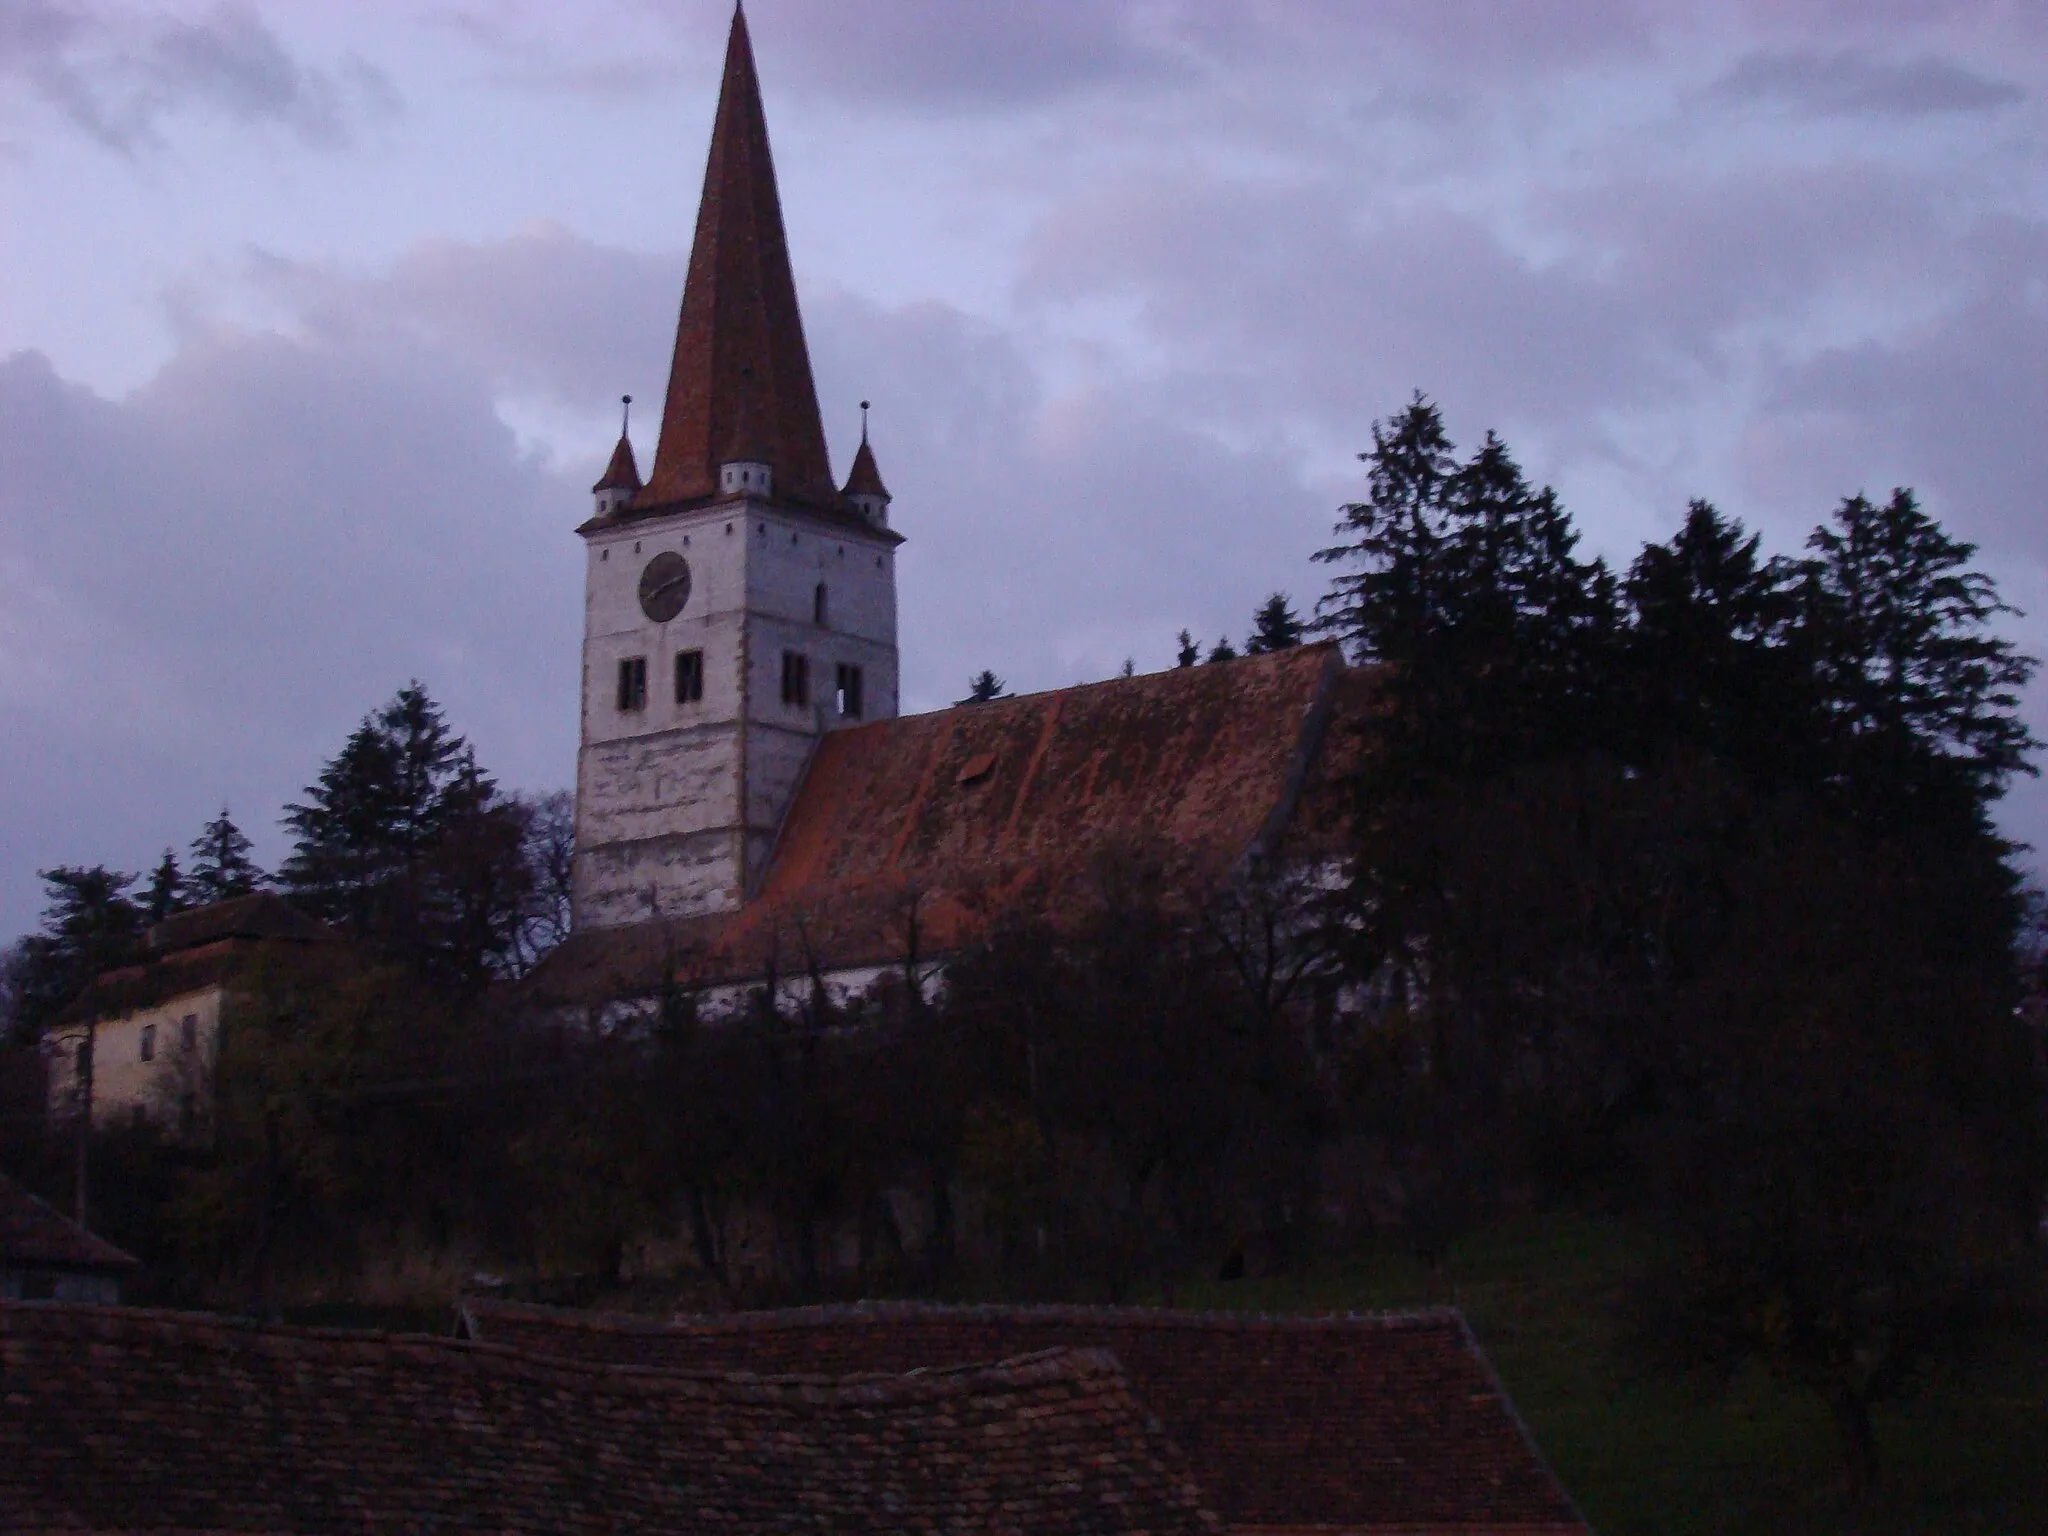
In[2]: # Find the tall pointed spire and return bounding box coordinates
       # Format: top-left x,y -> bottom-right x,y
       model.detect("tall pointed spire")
641,5 -> 837,511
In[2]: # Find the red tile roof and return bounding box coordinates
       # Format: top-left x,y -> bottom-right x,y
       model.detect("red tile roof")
0,1173 -> 138,1272
592,429 -> 642,492
0,1303 -> 1222,1536
459,1298 -> 1587,1535
60,895 -> 327,1026
638,6 -> 840,516
532,645 -> 1359,998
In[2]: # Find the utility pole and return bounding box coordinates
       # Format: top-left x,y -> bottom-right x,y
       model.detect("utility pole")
70,1020 -> 94,1227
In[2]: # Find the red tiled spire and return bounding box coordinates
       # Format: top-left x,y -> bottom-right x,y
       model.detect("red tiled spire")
642,5 -> 837,511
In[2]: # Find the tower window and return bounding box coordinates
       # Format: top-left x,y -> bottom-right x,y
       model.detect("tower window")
781,651 -> 810,707
139,1023 -> 156,1062
180,1014 -> 198,1050
676,648 -> 704,704
836,663 -> 864,719
813,583 -> 828,626
617,656 -> 648,712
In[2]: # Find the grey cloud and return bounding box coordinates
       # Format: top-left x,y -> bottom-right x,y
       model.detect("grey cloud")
0,1 -> 399,155
1711,48 -> 2023,117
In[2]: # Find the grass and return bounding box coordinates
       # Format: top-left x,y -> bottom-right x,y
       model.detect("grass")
1171,1213 -> 2048,1536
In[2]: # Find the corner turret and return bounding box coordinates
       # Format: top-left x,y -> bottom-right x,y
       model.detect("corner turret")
593,394 -> 641,518
841,401 -> 890,529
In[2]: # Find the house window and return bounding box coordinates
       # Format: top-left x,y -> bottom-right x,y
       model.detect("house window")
813,583 -> 828,626
780,651 -> 810,707
676,648 -> 704,704
836,663 -> 864,719
139,1023 -> 156,1062
180,1014 -> 197,1050
617,655 -> 648,711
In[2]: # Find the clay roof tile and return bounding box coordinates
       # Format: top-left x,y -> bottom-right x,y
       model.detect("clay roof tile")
592,431 -> 642,493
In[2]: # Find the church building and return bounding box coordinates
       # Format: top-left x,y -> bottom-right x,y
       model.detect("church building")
541,7 -> 1370,1011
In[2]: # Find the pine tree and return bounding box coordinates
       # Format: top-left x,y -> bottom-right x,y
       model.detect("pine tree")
281,682 -> 530,988
1245,593 -> 1303,654
187,809 -> 264,906
143,849 -> 185,923
10,868 -> 143,1037
1206,637 -> 1239,664
1176,630 -> 1200,668
964,670 -> 1008,703
1801,488 -> 2038,829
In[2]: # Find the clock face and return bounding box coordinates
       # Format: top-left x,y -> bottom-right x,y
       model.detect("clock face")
637,552 -> 691,622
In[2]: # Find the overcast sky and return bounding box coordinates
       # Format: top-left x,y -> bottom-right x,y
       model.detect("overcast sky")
3,0 -> 2045,939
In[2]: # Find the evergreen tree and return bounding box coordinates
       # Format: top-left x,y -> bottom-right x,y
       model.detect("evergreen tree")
1624,500 -> 1807,777
281,682 -> 530,989
1314,394 -> 1621,787
1800,489 -> 2037,830
964,670 -> 1009,703
1175,630 -> 1200,668
9,868 -> 144,1037
1244,593 -> 1303,654
187,809 -> 264,906
1206,637 -> 1239,664
143,849 -> 185,923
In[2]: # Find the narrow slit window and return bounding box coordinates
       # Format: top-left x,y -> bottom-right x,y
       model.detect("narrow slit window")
813,582 -> 828,626
675,648 -> 704,704
617,655 -> 648,712
139,1023 -> 156,1062
781,651 -> 810,707
180,1014 -> 198,1050
836,663 -> 864,719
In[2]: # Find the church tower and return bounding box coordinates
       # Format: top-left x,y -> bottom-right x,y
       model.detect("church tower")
572,6 -> 901,932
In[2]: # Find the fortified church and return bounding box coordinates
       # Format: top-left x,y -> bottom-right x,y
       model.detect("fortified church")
541,8 -> 1370,1009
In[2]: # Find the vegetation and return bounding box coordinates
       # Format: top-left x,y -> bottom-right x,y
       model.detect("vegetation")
1,393 -> 2042,1522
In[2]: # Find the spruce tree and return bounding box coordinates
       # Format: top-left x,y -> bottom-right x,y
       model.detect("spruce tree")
1176,630 -> 1200,668
11,868 -> 143,1036
1244,593 -> 1303,654
1801,488 -> 2037,830
143,848 -> 185,923
964,671 -> 1009,703
1206,637 -> 1239,664
187,809 -> 264,905
281,682 -> 529,987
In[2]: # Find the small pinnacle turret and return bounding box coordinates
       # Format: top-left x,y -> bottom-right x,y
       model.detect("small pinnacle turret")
842,400 -> 890,529
593,394 -> 642,517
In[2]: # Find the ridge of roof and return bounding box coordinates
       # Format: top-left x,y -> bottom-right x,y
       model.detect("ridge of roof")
593,431 -> 641,492
640,5 -> 839,513
462,1293 -> 1469,1338
0,1174 -> 140,1271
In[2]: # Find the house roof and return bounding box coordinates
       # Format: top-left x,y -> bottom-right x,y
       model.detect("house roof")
0,1173 -> 138,1272
59,894 -> 325,1026
635,6 -> 841,517
532,644 -> 1357,1000
458,1297 -> 1587,1535
0,1303 -> 1220,1536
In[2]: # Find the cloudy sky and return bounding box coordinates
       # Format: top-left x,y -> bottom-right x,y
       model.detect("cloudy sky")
2,0 -> 2045,939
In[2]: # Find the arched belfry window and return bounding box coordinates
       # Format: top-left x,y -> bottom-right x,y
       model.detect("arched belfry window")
813,583 -> 829,626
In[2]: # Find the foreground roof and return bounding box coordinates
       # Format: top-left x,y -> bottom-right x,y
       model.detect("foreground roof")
1,1303 -> 1220,1536
535,644 -> 1356,1000
0,1174 -> 137,1272
460,1297 -> 1587,1535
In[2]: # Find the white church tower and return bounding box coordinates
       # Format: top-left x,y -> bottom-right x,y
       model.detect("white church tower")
571,6 -> 901,931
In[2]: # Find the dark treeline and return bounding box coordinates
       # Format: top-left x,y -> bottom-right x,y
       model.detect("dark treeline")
2,396 -> 2045,1488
